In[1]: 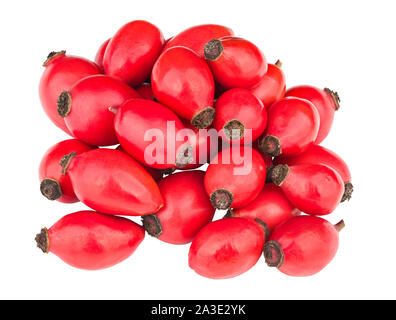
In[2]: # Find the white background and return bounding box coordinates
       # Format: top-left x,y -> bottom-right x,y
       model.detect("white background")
0,0 -> 394,299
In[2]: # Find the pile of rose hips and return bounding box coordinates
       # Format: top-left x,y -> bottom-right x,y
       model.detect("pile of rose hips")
36,20 -> 353,278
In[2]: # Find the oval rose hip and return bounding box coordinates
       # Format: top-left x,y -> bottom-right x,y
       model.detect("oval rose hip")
204,146 -> 266,209
152,46 -> 215,129
39,51 -> 101,135
264,216 -> 344,277
39,139 -> 94,203
258,97 -> 320,157
104,20 -> 164,86
285,85 -> 340,144
142,171 -> 215,245
164,24 -> 234,58
35,211 -> 145,270
61,148 -> 163,216
113,98 -> 187,170
189,218 -> 265,279
57,75 -> 140,146
227,183 -> 300,237
251,60 -> 286,107
274,144 -> 353,202
94,38 -> 111,72
270,163 -> 344,215
214,88 -> 267,144
204,37 -> 267,89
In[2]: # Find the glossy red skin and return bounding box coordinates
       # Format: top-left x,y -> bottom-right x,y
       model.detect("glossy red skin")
264,97 -> 320,156
39,52 -> 101,135
48,211 -> 145,270
94,38 -> 111,72
114,99 -> 186,169
39,139 -> 94,203
286,86 -> 338,144
104,20 -> 164,86
152,46 -> 215,122
177,120 -> 219,170
153,171 -> 215,245
66,149 -> 163,216
189,218 -> 265,279
274,144 -> 351,183
214,88 -> 267,143
269,216 -> 339,276
116,145 -> 163,181
136,83 -> 155,100
280,164 -> 344,215
231,184 -> 300,232
204,146 -> 266,208
251,63 -> 286,108
164,24 -> 234,58
64,75 -> 140,146
206,37 -> 267,89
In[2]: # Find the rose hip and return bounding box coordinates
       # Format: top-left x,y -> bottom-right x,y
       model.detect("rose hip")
226,183 -> 300,238
104,20 -> 164,86
264,216 -> 344,277
189,218 -> 265,279
258,97 -> 320,157
214,88 -> 267,144
61,148 -> 163,216
204,37 -> 267,89
142,171 -> 215,245
39,51 -> 101,135
285,85 -> 340,144
270,163 -> 344,215
35,211 -> 145,270
94,38 -> 111,72
204,146 -> 266,209
113,98 -> 187,170
152,46 -> 215,129
274,144 -> 353,202
164,24 -> 234,58
39,139 -> 94,203
251,60 -> 286,108
57,75 -> 140,146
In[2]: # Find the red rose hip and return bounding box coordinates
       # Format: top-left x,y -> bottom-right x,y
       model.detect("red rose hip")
227,183 -> 300,237
39,51 -> 101,135
35,211 -> 145,270
189,218 -> 265,279
152,46 -> 215,129
204,146 -> 266,209
104,20 -> 164,86
57,75 -> 140,146
274,144 -> 353,202
264,216 -> 344,277
94,38 -> 111,72
142,171 -> 215,245
136,83 -> 155,101
285,85 -> 340,144
214,88 -> 267,144
39,139 -> 94,203
251,60 -> 286,107
204,37 -> 267,89
113,99 -> 187,170
61,148 -> 163,216
164,24 -> 234,58
258,97 -> 320,157
270,163 -> 344,215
